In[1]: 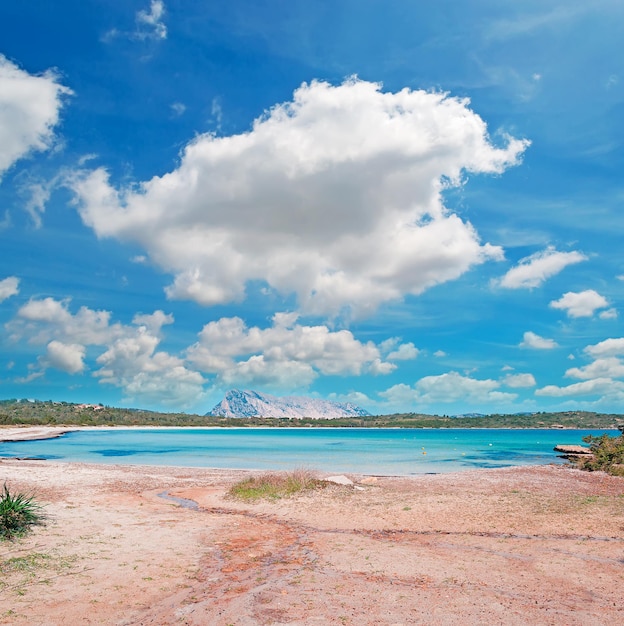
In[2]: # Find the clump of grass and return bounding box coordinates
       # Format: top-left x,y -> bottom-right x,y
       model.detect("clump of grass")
0,484 -> 45,540
228,469 -> 327,501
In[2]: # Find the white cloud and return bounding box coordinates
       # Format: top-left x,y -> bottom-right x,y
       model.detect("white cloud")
6,297 -> 204,407
328,390 -> 373,407
95,328 -> 205,408
70,78 -> 528,318
503,373 -> 536,388
136,1 -> 167,40
414,372 -> 512,403
45,340 -> 86,374
187,312 -> 392,389
0,56 -> 71,178
103,1 -> 167,44
380,371 -> 517,405
377,383 -> 419,406
386,342 -> 419,361
0,276 -> 19,302
10,297 -> 123,345
16,369 -> 45,384
536,378 -> 624,399
519,331 -> 557,350
21,180 -> 52,228
549,289 -> 609,318
585,337 -> 624,358
368,358 -> 397,375
565,357 -> 624,380
599,308 -> 618,320
497,247 -> 587,289
433,350 -> 447,358
132,310 -> 174,336
218,356 -> 317,389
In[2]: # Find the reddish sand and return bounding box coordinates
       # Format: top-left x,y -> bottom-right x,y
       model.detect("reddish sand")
0,453 -> 623,624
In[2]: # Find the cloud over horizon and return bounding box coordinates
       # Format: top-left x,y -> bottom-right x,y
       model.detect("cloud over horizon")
187,312 -> 397,389
379,371 -> 518,408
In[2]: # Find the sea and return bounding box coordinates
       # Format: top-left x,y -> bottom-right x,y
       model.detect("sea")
0,427 -> 615,475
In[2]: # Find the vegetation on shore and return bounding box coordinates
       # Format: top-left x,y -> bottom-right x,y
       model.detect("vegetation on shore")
0,484 -> 44,540
1,399 -> 622,429
228,469 -> 327,501
570,429 -> 624,477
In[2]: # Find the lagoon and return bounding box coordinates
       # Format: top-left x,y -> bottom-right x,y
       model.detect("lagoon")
0,427 -> 614,475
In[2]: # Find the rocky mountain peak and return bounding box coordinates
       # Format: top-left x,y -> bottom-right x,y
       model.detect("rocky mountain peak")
210,389 -> 370,419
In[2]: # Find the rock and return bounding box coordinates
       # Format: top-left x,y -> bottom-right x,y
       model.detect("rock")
359,476 -> 379,485
210,389 -> 371,419
553,445 -> 592,455
323,475 -> 353,486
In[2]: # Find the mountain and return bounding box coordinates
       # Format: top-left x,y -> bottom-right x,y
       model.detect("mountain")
210,389 -> 371,419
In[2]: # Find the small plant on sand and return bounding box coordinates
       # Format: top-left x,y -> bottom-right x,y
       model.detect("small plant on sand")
0,484 -> 45,540
228,469 -> 327,501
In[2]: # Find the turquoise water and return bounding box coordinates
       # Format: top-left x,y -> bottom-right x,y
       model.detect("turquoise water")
0,428 -> 614,475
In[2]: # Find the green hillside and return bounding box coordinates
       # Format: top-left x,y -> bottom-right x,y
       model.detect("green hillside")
0,399 -> 622,429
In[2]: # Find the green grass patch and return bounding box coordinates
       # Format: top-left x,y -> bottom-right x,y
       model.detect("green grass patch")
228,469 -> 327,501
0,484 -> 45,540
0,551 -> 80,594
0,552 -> 52,574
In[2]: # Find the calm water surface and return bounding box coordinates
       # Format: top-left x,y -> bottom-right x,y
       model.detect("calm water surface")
0,427 -> 614,475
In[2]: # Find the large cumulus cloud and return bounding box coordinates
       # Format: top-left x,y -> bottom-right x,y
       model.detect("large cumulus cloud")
70,78 -> 528,317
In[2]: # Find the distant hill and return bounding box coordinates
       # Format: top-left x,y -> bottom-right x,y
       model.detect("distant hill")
210,389 -> 371,418
0,398 -> 622,429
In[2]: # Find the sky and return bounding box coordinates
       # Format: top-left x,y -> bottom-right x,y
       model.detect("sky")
1,0 -> 623,416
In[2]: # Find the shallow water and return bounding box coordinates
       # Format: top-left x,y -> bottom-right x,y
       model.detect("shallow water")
0,427 -> 613,475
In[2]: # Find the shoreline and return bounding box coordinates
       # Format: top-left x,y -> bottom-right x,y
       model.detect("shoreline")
1,423 -> 617,444
0,459 -> 622,624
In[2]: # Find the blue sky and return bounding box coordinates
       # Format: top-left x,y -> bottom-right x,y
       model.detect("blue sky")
1,0 -> 623,415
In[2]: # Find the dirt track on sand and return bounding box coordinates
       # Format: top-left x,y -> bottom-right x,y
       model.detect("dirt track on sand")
0,459 -> 623,625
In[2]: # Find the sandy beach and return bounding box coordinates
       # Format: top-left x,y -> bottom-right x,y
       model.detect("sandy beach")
1,429 -> 623,625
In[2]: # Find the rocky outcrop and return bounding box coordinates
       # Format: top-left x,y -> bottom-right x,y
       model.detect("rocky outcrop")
210,389 -> 371,419
554,444 -> 593,464
553,444 -> 592,455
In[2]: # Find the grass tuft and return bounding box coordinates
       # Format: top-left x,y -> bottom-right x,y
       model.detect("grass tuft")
0,484 -> 45,540
228,469 -> 327,501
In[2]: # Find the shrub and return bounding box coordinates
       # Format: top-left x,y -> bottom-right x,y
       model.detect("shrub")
580,430 -> 624,476
0,484 -> 45,540
228,469 -> 327,501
